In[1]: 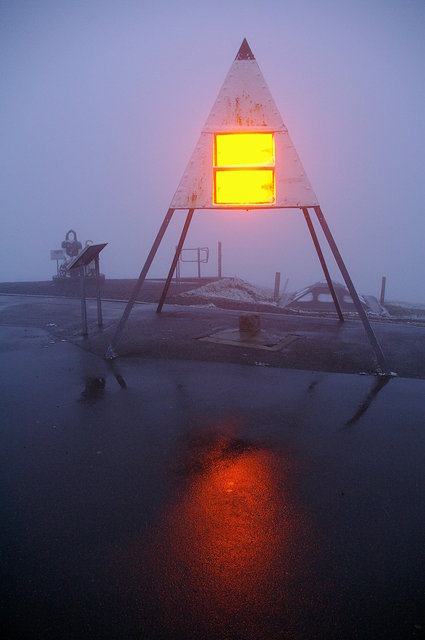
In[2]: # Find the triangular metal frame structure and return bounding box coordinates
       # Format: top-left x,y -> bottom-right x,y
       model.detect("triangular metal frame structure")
106,39 -> 390,375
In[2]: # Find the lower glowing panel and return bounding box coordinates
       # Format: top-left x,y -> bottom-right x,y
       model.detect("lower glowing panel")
214,169 -> 275,205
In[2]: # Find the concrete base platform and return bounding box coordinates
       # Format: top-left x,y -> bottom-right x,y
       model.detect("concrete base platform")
199,327 -> 300,351
2,293 -> 423,377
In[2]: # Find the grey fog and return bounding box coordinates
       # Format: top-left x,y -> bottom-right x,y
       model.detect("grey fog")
0,0 -> 424,302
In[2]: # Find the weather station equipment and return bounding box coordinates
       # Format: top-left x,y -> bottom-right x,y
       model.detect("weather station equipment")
50,229 -> 106,284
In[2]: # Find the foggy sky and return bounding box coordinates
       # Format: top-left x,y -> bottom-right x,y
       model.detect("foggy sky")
1,0 -> 424,302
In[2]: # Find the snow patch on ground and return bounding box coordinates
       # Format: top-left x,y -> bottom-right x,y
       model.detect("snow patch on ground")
388,301 -> 425,310
384,301 -> 425,320
179,277 -> 425,321
180,277 -> 278,305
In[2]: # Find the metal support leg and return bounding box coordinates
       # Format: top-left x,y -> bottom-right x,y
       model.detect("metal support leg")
95,255 -> 103,327
79,266 -> 88,336
313,206 -> 390,375
302,207 -> 344,322
157,209 -> 195,313
175,251 -> 180,283
106,208 -> 175,358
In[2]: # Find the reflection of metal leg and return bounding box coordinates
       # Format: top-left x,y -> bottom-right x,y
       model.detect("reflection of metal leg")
157,209 -> 195,313
314,206 -> 390,375
106,208 -> 175,358
302,208 -> 344,322
346,375 -> 391,426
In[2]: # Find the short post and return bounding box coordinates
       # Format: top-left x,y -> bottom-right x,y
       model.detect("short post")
218,241 -> 222,278
239,314 -> 260,335
274,271 -> 281,302
380,276 -> 386,306
197,247 -> 201,279
95,255 -> 103,327
79,266 -> 88,336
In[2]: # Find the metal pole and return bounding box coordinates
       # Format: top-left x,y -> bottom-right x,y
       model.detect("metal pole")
175,248 -> 180,283
274,272 -> 281,302
313,205 -> 390,375
302,207 -> 344,322
380,276 -> 386,306
79,266 -> 88,336
94,255 -> 103,327
106,208 -> 175,358
218,241 -> 222,278
157,209 -> 195,313
197,247 -> 201,279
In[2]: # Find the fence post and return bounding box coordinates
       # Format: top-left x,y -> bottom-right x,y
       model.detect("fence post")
218,241 -> 222,278
380,276 -> 386,305
274,272 -> 281,302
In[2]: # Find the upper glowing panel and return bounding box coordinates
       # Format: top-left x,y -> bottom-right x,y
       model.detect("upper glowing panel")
215,133 -> 275,167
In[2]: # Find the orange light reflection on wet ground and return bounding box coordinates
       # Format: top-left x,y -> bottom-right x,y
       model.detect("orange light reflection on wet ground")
181,442 -> 282,596
118,433 -> 308,637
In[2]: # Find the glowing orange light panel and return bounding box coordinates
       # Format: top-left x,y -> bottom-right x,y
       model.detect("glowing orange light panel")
215,169 -> 275,205
215,133 -> 275,166
214,133 -> 275,206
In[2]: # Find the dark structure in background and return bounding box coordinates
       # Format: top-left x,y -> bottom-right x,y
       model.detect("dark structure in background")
286,281 -> 388,316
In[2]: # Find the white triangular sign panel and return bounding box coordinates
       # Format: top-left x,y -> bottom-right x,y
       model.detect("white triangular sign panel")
171,39 -> 318,210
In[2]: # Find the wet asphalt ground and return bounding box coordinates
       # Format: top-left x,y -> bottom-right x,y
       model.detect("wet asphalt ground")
1,293 -> 425,639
